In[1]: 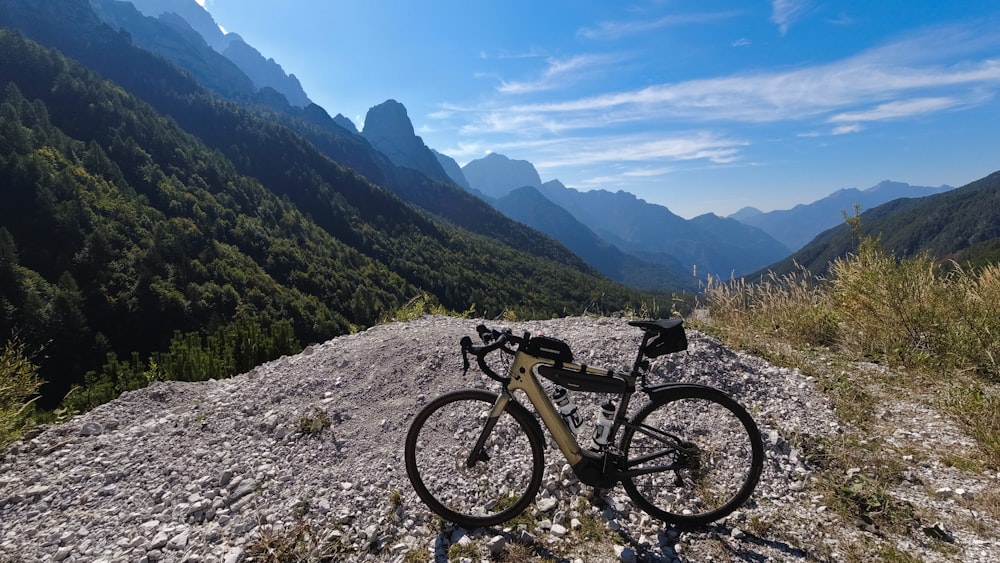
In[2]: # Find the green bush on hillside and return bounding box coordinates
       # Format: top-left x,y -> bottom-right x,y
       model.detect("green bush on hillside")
705,226 -> 1000,380
0,337 -> 42,447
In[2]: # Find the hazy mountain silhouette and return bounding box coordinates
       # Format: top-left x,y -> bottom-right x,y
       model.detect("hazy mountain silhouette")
730,180 -> 953,251
107,0 -> 312,107
460,153 -> 790,278
495,187 -> 696,291
765,172 -> 1000,276
462,153 -> 542,198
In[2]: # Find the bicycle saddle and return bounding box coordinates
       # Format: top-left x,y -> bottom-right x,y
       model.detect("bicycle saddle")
628,318 -> 683,331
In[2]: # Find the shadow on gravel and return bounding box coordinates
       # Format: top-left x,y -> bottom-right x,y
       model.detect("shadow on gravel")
613,523 -> 811,563
429,509 -> 810,562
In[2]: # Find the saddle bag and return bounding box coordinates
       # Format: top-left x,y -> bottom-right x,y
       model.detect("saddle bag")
643,320 -> 688,357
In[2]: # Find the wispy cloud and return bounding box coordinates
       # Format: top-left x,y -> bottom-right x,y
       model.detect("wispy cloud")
830,97 -> 963,124
831,124 -> 862,135
435,20 -> 1000,184
578,11 -> 741,40
771,0 -> 810,35
497,53 -> 623,95
461,40 -> 1000,134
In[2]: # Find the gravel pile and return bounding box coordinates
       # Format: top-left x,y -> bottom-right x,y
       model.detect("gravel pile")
1,315 -> 996,562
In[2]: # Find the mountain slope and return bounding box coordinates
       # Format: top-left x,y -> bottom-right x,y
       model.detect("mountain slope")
537,181 -> 791,278
459,153 -> 790,278
2,0 -> 597,275
766,170 -> 1000,276
121,0 -> 312,106
0,27 -> 641,406
89,0 -> 258,101
730,180 -> 953,251
494,187 -> 696,291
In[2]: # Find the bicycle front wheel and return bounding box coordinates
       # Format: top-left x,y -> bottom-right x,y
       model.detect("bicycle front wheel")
404,389 -> 545,528
620,385 -> 764,526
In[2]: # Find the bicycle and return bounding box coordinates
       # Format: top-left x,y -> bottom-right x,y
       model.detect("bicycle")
404,318 -> 764,529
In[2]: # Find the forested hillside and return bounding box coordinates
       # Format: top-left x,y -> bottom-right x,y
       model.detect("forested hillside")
0,29 -> 646,409
764,170 -> 1000,276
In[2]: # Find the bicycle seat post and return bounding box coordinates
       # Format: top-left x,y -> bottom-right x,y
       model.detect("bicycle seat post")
630,330 -> 652,383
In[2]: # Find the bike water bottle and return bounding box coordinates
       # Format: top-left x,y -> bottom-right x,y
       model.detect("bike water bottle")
552,386 -> 583,435
591,401 -> 616,450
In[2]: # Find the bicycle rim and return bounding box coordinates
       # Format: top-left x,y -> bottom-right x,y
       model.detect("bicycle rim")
621,387 -> 763,526
404,389 -> 545,528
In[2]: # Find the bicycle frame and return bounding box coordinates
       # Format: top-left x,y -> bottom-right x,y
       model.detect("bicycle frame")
473,349 -> 686,489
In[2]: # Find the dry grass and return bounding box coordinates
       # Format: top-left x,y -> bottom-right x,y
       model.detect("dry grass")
697,227 -> 1000,560
0,337 -> 42,449
700,231 -> 1000,468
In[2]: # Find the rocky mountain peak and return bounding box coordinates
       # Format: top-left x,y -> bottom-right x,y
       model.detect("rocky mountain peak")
362,99 -> 415,140
361,100 -> 450,182
461,153 -> 542,199
124,0 -> 227,49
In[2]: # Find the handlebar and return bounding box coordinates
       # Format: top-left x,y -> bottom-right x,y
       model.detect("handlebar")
460,324 -> 525,382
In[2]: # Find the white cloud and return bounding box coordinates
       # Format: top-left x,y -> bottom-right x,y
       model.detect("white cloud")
830,97 -> 961,123
578,11 -> 742,40
831,124 -> 862,135
497,54 -> 623,95
771,0 -> 810,35
459,45 -> 1000,135
433,20 -> 1000,185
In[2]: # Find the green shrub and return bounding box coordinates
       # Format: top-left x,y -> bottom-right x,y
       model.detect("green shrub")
0,337 -> 42,447
830,235 -> 939,366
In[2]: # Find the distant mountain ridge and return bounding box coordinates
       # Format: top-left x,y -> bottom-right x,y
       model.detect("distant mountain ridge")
494,187 -> 696,291
766,171 -> 1000,276
463,153 -> 542,198
461,153 -> 791,279
730,180 -> 954,251
98,0 -> 312,107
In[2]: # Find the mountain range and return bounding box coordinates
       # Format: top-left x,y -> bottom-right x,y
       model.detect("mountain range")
0,0 -> 646,406
766,171 -> 1000,277
20,0 -> 965,288
2,0 -> 998,406
730,180 -> 954,251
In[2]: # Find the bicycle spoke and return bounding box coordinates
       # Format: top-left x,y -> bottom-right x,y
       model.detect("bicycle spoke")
621,388 -> 763,526
405,390 -> 545,528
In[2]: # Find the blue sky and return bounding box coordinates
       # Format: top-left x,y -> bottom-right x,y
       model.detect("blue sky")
197,0 -> 1000,218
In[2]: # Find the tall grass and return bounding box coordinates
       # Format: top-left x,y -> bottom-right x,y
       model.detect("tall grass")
701,229 -> 1000,466
705,233 -> 1000,380
704,265 -> 838,352
0,337 -> 42,448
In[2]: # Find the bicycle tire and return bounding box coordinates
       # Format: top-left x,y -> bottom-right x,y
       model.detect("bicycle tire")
404,389 -> 546,528
620,385 -> 764,526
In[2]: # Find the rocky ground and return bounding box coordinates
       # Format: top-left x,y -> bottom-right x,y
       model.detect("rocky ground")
1,315 -> 997,562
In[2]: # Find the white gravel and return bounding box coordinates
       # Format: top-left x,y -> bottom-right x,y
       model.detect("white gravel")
0,315 -> 996,562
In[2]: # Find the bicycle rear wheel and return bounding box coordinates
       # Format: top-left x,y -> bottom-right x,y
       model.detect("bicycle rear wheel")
404,389 -> 545,528
620,385 -> 763,526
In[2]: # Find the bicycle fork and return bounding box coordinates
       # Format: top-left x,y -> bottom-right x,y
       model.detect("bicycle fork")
465,391 -> 513,467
